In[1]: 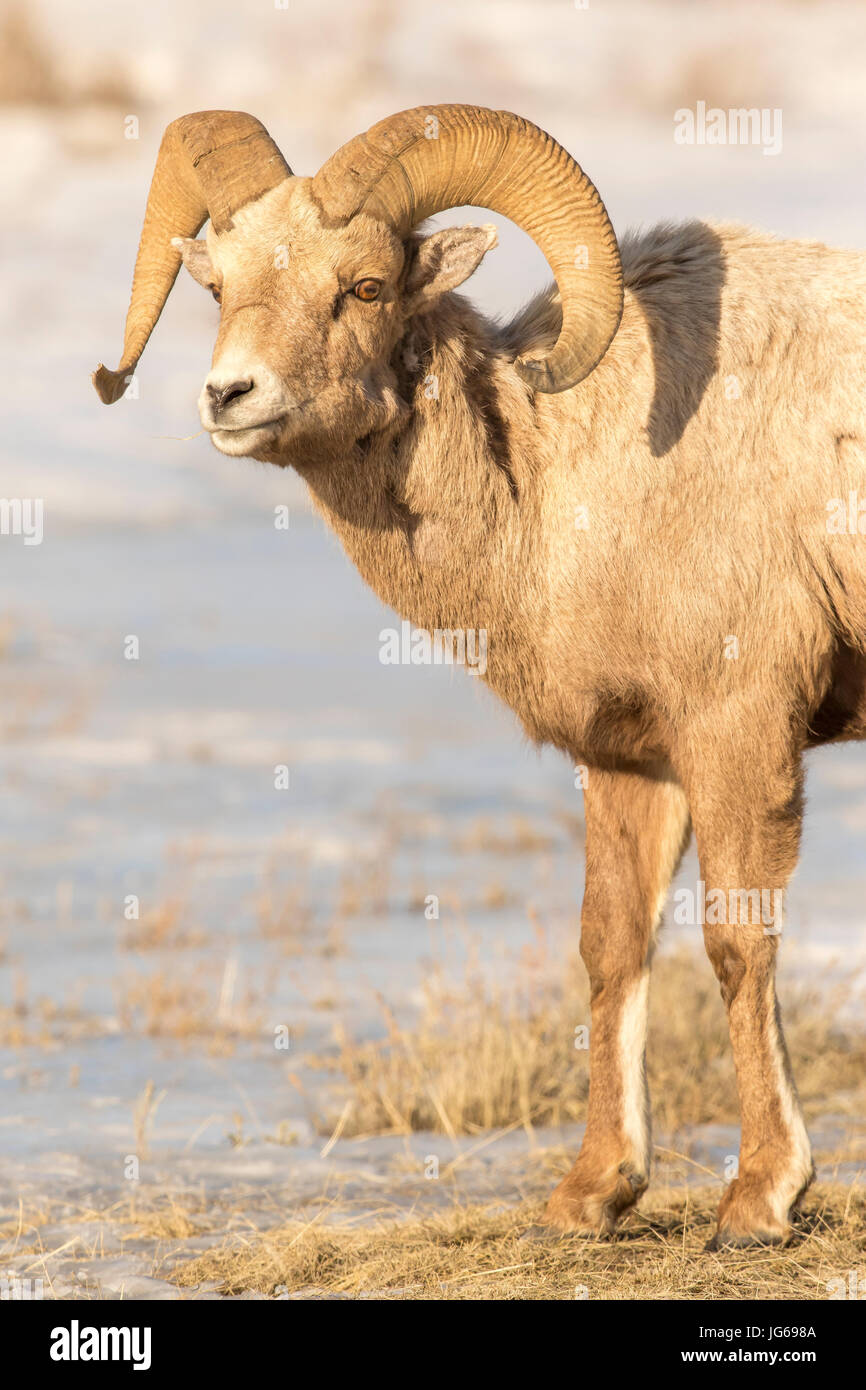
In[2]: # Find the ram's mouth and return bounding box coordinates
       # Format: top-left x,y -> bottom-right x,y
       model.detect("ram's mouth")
208,417 -> 287,455
207,415 -> 286,434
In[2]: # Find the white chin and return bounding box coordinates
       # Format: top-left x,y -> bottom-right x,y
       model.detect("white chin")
209,424 -> 280,457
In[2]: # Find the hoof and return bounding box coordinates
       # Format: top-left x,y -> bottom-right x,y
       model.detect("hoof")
705,1227 -> 787,1252
544,1161 -> 647,1236
708,1172 -> 804,1251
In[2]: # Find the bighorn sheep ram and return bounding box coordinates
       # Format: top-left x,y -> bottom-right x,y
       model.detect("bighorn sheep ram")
94,106 -> 866,1248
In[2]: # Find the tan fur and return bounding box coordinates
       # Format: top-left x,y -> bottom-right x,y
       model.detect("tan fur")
168,177 -> 866,1247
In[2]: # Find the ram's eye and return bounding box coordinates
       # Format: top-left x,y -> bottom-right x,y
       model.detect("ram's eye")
209,284 -> 221,304
353,278 -> 381,302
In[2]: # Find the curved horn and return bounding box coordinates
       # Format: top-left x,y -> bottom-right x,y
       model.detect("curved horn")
93,111 -> 291,404
312,104 -> 622,394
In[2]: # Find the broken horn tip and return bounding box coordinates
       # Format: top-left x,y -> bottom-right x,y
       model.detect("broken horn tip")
92,363 -> 124,404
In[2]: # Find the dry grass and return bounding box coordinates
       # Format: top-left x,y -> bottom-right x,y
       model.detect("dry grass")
114,962 -> 264,1049
255,863 -> 350,957
314,946 -> 866,1139
168,1184 -> 866,1300
127,1203 -> 200,1242
450,814 -> 559,856
255,879 -> 314,951
335,861 -> 390,921
0,973 -> 103,1048
120,898 -> 206,952
0,1191 -> 211,1259
8,1175 -> 863,1301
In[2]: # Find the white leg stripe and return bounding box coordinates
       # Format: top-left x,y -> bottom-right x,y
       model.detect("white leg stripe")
619,971 -> 651,1169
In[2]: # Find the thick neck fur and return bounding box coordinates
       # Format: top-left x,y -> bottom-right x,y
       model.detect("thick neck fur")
290,293 -> 560,727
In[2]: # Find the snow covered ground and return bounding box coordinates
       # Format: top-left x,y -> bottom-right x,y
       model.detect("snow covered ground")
1,0 -> 865,1297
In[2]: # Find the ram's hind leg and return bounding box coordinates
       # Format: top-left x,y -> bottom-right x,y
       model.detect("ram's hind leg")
684,721 -> 814,1247
545,767 -> 691,1234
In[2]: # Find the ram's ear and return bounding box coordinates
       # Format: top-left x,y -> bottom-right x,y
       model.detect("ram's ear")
404,223 -> 498,310
171,236 -> 217,290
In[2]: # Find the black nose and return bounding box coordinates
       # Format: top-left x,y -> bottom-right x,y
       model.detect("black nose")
207,379 -> 254,414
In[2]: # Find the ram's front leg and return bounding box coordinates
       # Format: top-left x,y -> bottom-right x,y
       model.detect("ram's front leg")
545,768 -> 691,1234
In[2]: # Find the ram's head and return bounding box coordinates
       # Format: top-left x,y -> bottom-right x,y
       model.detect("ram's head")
93,105 -> 623,461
